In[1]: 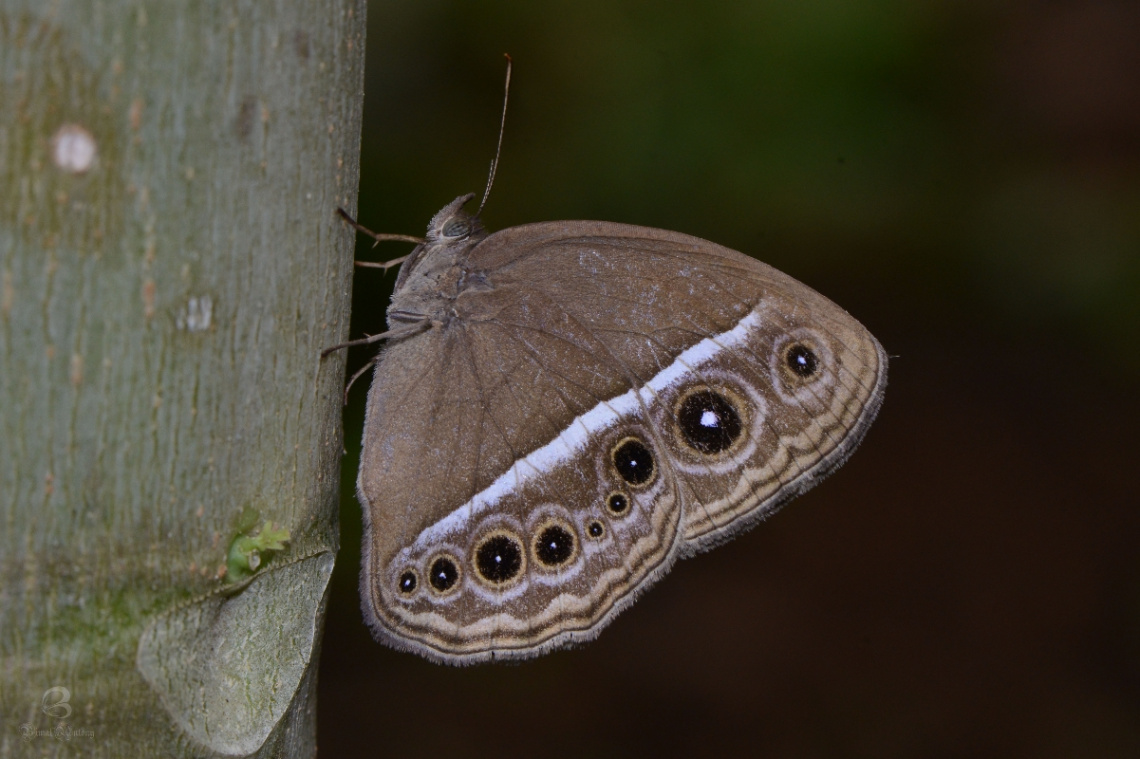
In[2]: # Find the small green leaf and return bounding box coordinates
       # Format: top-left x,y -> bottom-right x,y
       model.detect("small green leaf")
255,522 -> 290,552
225,512 -> 291,583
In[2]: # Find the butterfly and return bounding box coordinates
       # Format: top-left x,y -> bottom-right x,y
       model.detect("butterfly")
325,58 -> 887,664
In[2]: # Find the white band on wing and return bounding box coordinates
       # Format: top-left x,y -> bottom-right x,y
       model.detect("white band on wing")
411,306 -> 766,549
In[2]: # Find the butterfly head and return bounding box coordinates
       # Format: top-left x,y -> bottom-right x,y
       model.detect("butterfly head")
426,193 -> 485,244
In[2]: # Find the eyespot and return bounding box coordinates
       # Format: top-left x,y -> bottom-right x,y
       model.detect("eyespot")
784,342 -> 819,379
606,492 -> 631,517
770,333 -> 835,409
587,520 -> 606,539
397,569 -> 418,595
441,218 -> 470,238
427,555 -> 460,595
473,531 -> 525,586
675,387 -> 744,455
611,437 -> 655,487
532,521 -> 578,569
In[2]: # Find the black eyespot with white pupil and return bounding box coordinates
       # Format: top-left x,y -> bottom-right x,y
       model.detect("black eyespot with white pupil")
606,492 -> 630,516
535,525 -> 576,567
785,343 -> 819,378
428,557 -> 459,593
677,389 -> 743,454
587,521 -> 605,539
474,534 -> 523,584
398,570 -> 418,594
612,438 -> 655,486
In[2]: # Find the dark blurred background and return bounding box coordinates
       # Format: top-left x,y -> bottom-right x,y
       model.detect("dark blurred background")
318,1 -> 1140,756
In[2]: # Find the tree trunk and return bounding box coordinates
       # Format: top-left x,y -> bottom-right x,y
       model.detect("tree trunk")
0,1 -> 364,756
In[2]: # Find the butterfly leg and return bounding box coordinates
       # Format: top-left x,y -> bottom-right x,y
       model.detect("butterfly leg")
321,320 -> 433,403
340,356 -> 378,404
355,257 -> 409,272
320,320 -> 431,359
337,208 -> 425,249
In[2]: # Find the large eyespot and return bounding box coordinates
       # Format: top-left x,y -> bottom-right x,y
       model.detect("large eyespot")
397,569 -> 419,595
441,218 -> 470,238
586,520 -> 606,540
473,531 -> 525,586
605,492 -> 631,517
532,521 -> 578,569
427,555 -> 460,595
784,342 -> 820,379
675,387 -> 744,455
611,437 -> 656,487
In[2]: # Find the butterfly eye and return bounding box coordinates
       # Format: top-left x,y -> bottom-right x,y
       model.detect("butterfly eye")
473,531 -> 525,586
533,522 -> 578,569
441,218 -> 470,238
675,388 -> 744,455
784,343 -> 819,378
427,555 -> 461,594
611,437 -> 656,487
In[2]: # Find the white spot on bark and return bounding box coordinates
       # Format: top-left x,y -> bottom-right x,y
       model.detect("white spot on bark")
51,124 -> 97,174
177,296 -> 213,332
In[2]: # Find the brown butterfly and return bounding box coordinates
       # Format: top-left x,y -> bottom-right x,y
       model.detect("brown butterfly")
326,58 -> 887,664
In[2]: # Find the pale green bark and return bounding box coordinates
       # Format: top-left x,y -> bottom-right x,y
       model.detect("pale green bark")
0,2 -> 364,756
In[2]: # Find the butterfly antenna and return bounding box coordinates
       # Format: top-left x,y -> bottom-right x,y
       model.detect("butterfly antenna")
477,53 -> 512,217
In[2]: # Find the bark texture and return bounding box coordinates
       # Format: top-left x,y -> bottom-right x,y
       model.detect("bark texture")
0,2 -> 365,756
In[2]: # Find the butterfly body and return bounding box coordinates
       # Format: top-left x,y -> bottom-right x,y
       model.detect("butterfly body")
355,194 -> 887,664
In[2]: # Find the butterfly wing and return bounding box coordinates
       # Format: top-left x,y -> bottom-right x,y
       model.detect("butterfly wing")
358,221 -> 886,663
469,221 -> 888,550
358,282 -> 687,663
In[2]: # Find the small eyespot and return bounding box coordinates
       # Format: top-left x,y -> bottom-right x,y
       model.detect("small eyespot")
785,343 -> 819,378
587,520 -> 606,539
428,556 -> 460,594
397,570 -> 418,595
611,437 -> 655,487
676,388 -> 744,455
473,532 -> 525,585
441,218 -> 470,238
606,492 -> 630,517
533,523 -> 577,568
